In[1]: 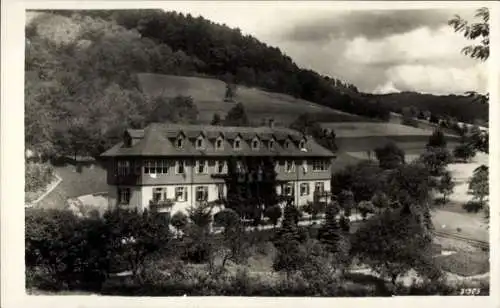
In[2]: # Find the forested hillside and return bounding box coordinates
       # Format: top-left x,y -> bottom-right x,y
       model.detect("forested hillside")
25,10 -> 487,159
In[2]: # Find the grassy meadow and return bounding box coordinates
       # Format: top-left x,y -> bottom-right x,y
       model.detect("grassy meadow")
137,73 -> 373,126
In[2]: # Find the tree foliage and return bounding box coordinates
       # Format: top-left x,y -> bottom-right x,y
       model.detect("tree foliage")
374,142 -> 405,169
449,7 -> 489,61
427,129 -> 447,149
223,102 -> 249,126
437,171 -> 455,203
468,165 -> 489,206
351,209 -> 440,285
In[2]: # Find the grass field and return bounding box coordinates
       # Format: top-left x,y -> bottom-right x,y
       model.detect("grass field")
137,73 -> 374,126
36,162 -> 107,210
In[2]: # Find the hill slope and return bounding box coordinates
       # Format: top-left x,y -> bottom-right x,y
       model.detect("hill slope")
138,73 -> 373,126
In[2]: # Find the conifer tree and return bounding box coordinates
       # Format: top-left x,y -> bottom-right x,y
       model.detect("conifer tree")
317,201 -> 341,253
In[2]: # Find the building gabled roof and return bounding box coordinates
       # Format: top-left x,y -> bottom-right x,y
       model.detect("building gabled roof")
100,123 -> 335,158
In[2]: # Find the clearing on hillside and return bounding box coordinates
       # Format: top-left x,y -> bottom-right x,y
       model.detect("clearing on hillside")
137,73 -> 374,126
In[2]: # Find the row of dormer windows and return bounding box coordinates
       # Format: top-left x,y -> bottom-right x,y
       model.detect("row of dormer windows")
173,135 -> 306,151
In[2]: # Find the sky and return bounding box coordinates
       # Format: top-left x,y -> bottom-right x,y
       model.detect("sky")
161,2 -> 488,95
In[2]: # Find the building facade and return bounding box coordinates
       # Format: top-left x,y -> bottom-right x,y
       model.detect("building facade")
100,123 -> 336,215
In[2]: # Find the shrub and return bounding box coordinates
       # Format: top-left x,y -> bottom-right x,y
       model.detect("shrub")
25,162 -> 55,193
463,200 -> 484,213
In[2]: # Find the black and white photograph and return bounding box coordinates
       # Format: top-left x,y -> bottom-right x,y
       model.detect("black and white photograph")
1,0 -> 498,304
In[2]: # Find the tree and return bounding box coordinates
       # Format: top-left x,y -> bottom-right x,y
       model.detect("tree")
301,201 -> 325,224
374,142 -> 405,169
453,143 -> 476,162
213,208 -> 247,268
449,7 -> 489,61
264,205 -> 282,228
272,201 -> 305,275
338,190 -> 355,217
427,129 -> 447,148
223,102 -> 249,126
224,82 -> 237,103
468,165 -> 489,207
170,211 -> 188,236
436,171 -> 455,204
351,209 -> 440,286
210,113 -> 222,125
317,201 -> 340,252
331,161 -> 383,202
25,208 -> 110,290
371,191 -> 391,211
419,147 -> 452,176
103,208 -> 171,282
401,106 -> 418,127
187,201 -> 214,230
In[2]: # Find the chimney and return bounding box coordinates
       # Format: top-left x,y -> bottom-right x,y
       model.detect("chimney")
268,118 -> 275,128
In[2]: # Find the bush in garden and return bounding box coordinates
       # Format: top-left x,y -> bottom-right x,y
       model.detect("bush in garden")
170,211 -> 188,236
358,200 -> 375,219
25,208 -> 110,291
263,204 -> 282,228
25,162 -> 55,193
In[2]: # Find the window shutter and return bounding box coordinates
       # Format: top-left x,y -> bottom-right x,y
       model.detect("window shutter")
184,188 -> 188,201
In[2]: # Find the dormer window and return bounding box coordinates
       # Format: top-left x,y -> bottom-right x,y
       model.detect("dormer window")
284,140 -> 291,149
251,138 -> 260,150
269,139 -> 275,150
215,137 -> 224,150
176,137 -> 184,149
234,137 -> 241,150
299,140 -> 306,150
196,136 -> 204,149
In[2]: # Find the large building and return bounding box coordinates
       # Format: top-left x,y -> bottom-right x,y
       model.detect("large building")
100,123 -> 336,214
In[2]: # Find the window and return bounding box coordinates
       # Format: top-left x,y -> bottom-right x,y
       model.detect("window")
176,137 -> 184,149
153,187 -> 167,202
302,160 -> 308,173
284,140 -> 291,149
236,160 -> 245,173
217,183 -> 225,200
176,160 -> 185,174
117,160 -> 130,175
117,187 -> 130,204
196,137 -> 204,149
283,183 -> 294,196
314,182 -> 325,194
196,186 -> 209,202
299,140 -> 306,149
175,187 -> 187,202
269,140 -> 275,150
312,160 -> 329,171
144,160 -> 169,174
234,138 -> 241,150
300,183 -> 310,196
215,160 -> 226,174
196,160 -> 207,174
215,137 -> 224,150
285,160 -> 295,173
251,139 -> 260,150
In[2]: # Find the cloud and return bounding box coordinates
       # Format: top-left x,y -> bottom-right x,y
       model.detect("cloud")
281,8 -> 473,43
344,26 -> 470,66
385,63 -> 487,95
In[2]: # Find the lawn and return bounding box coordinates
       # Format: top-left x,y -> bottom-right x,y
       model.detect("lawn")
434,251 -> 490,276
431,210 -> 488,242
36,161 -> 107,210
137,73 -> 374,126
